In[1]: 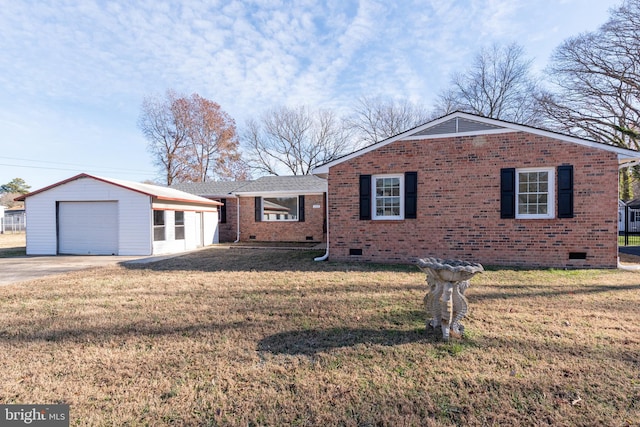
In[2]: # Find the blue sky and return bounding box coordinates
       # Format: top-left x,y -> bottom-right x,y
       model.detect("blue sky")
0,0 -> 622,191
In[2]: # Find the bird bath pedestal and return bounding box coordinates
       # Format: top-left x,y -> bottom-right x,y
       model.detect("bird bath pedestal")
417,257 -> 484,341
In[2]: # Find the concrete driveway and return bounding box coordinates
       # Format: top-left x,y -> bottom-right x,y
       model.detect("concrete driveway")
0,254 -> 167,286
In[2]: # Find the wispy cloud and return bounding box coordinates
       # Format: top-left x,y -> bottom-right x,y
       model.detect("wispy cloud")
0,0 -> 622,188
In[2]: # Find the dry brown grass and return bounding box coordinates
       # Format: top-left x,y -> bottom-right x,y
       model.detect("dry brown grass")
0,247 -> 639,426
0,232 -> 25,256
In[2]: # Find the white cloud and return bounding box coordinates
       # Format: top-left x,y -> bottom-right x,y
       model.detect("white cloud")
0,0 -> 624,188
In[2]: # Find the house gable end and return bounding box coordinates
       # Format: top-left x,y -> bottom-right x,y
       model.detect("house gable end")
411,117 -> 506,136
312,111 -> 640,175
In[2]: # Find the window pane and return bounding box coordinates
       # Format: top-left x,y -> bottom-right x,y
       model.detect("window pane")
175,211 -> 184,225
153,210 -> 164,226
154,227 -> 165,241
517,170 -> 551,217
175,211 -> 185,240
263,197 -> 298,221
175,227 -> 185,240
374,176 -> 402,218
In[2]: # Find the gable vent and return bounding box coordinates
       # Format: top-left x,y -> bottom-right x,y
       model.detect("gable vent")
413,117 -> 504,136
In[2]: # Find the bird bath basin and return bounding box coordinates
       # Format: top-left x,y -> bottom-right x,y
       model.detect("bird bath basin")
417,257 -> 484,341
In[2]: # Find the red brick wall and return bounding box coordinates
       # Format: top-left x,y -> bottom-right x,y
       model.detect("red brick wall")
236,194 -> 326,243
328,132 -> 620,268
218,198 -> 238,243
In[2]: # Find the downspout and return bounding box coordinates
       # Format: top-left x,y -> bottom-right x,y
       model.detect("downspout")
233,194 -> 241,243
314,191 -> 329,261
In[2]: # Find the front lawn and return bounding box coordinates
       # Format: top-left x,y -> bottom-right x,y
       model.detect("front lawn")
0,232 -> 25,257
0,247 -> 638,426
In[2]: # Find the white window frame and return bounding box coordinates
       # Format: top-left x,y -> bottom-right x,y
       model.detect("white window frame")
372,174 -> 404,220
516,167 -> 555,219
262,195 -> 299,222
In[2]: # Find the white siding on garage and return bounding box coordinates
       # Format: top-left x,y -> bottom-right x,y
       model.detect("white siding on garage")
23,174 -> 220,256
58,201 -> 119,255
24,177 -> 152,255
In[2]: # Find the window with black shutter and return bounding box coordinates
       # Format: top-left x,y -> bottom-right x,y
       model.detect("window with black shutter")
405,172 -> 417,219
557,165 -> 574,218
500,168 -> 516,219
220,198 -> 227,224
255,196 -> 262,222
359,175 -> 371,220
298,195 -> 305,222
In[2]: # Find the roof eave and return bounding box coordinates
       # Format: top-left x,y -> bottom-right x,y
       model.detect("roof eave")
311,111 -> 640,172
154,196 -> 222,206
233,189 -> 326,197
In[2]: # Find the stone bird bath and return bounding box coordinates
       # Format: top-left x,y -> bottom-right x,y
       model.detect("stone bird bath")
417,257 -> 484,341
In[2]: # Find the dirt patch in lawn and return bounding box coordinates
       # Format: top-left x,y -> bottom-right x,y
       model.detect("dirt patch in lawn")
0,247 -> 639,426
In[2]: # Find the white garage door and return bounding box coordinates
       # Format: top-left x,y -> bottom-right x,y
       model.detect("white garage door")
58,201 -> 119,255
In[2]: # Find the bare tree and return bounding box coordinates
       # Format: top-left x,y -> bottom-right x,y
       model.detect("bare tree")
138,90 -> 245,185
243,106 -> 351,176
138,90 -> 190,185
434,43 -> 542,125
345,96 -> 431,147
538,1 -> 640,150
538,0 -> 640,199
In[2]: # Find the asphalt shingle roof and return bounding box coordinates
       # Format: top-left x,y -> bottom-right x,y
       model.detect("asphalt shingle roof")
234,175 -> 327,194
170,181 -> 251,197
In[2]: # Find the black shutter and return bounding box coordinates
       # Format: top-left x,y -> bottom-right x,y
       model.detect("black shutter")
220,198 -> 227,224
557,165 -> 574,218
255,197 -> 262,222
359,175 -> 371,220
298,195 -> 305,222
500,168 -> 516,219
405,171 -> 417,219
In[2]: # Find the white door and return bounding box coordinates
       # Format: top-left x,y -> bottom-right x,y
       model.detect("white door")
58,201 -> 118,255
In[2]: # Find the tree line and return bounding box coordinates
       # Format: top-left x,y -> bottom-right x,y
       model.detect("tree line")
139,0 -> 640,197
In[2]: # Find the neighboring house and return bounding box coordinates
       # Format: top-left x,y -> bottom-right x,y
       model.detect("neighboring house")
312,111 -> 640,268
620,198 -> 640,233
619,200 -> 627,232
3,207 -> 26,233
16,173 -> 221,256
172,175 -> 327,243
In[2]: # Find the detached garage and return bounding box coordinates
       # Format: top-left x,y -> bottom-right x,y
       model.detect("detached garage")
17,173 -> 222,256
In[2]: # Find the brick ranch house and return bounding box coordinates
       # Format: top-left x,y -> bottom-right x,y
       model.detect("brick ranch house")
312,112 -> 640,268
172,175 -> 327,244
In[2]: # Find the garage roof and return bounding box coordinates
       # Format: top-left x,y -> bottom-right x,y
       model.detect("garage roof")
16,173 -> 222,206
